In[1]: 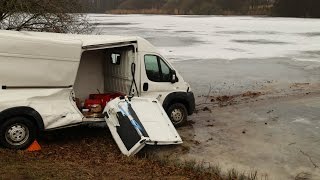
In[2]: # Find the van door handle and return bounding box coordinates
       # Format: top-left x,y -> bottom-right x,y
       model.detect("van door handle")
143,83 -> 149,91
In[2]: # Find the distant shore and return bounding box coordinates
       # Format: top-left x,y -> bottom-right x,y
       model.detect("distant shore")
102,9 -> 320,19
106,8 -> 272,16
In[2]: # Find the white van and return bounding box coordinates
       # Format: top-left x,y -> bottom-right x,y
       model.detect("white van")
0,30 -> 195,150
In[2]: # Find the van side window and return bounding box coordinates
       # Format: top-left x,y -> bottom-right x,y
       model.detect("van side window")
145,55 -> 161,82
159,59 -> 171,82
144,55 -> 171,82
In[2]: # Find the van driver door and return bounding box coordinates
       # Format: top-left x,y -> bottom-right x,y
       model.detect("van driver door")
140,54 -> 178,102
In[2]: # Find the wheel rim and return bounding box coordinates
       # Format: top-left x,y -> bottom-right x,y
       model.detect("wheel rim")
5,124 -> 29,146
171,108 -> 184,124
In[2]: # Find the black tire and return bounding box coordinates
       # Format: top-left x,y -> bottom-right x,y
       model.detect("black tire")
167,103 -> 188,127
0,117 -> 38,149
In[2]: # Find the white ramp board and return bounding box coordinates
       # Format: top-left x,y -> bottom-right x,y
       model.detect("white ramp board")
104,97 -> 182,156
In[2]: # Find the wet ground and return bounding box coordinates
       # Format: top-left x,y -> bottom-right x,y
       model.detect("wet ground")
174,92 -> 320,180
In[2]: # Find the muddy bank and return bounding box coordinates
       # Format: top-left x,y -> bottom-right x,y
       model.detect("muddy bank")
147,57 -> 320,179
151,92 -> 320,180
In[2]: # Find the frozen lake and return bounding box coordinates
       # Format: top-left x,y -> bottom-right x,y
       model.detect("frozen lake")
89,14 -> 320,62
89,14 -> 320,96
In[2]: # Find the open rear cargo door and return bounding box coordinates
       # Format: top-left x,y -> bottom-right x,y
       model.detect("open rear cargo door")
104,97 -> 182,156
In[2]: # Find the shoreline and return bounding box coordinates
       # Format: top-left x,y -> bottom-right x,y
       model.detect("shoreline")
95,11 -> 320,19
152,90 -> 320,179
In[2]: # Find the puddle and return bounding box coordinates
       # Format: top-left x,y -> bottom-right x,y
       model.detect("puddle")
303,50 -> 320,57
145,36 -> 203,47
292,50 -> 320,61
217,30 -> 280,35
155,28 -> 170,31
299,32 -> 320,37
224,48 -> 246,52
232,39 -> 289,45
175,30 -> 194,33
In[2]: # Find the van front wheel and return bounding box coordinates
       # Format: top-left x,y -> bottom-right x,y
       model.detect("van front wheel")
167,103 -> 188,127
0,117 -> 37,149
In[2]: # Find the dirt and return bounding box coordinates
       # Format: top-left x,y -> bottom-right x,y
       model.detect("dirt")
197,91 -> 264,111
196,81 -> 320,112
0,126 -> 214,180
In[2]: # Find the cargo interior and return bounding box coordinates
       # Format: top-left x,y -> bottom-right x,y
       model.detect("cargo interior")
73,45 -> 135,117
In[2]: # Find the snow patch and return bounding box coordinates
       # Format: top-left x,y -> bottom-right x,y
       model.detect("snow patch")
292,118 -> 312,125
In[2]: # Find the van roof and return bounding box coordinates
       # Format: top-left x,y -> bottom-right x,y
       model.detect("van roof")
0,30 -> 160,87
0,30 -> 158,52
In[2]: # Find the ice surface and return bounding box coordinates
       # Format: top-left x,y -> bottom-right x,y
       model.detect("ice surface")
89,14 -> 320,62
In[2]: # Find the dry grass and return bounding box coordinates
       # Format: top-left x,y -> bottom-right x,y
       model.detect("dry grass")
144,153 -> 260,180
0,125 -> 260,180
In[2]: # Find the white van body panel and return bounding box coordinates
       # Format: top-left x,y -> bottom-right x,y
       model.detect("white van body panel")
0,30 -> 192,131
139,51 -> 190,104
104,97 -> 182,156
135,38 -> 191,103
0,88 -> 82,129
104,48 -> 136,94
73,46 -> 137,101
0,32 -> 82,87
0,31 -> 85,130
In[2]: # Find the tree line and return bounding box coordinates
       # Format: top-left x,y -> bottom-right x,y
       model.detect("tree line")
0,0 -> 92,33
273,0 -> 320,17
0,0 -> 318,34
83,0 -> 320,18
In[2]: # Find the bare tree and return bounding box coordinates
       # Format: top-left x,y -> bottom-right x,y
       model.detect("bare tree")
0,0 -> 93,34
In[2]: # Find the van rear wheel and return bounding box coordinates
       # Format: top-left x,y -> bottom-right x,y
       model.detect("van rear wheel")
0,117 -> 37,149
167,103 -> 188,127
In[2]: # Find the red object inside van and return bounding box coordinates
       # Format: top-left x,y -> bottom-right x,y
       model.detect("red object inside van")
84,99 -> 102,109
85,93 -> 123,109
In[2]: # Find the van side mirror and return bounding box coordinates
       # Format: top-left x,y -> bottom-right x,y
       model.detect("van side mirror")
171,70 -> 178,83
